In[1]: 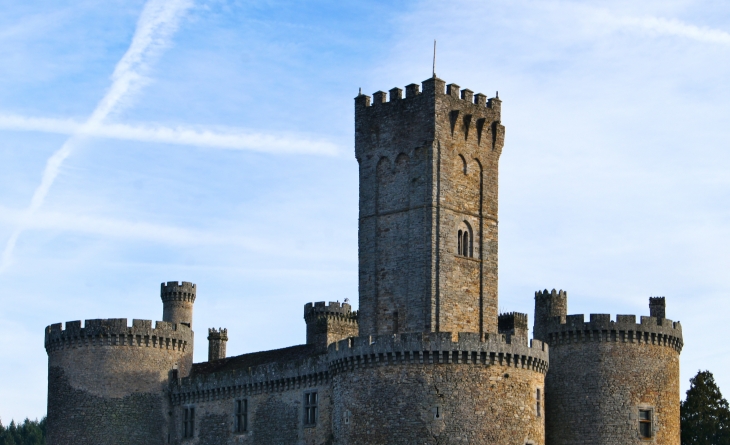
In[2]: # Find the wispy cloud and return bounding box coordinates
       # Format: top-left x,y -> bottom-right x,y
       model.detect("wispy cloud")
0,0 -> 193,273
595,10 -> 730,45
0,114 -> 338,155
0,205 -> 354,262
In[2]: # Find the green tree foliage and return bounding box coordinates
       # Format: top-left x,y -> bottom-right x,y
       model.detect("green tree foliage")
681,370 -> 730,445
0,417 -> 46,445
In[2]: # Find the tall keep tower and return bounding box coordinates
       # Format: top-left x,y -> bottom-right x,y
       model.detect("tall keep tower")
356,76 -> 504,336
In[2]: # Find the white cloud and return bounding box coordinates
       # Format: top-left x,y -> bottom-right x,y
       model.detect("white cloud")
0,114 -> 339,155
0,0 -> 194,273
597,11 -> 730,45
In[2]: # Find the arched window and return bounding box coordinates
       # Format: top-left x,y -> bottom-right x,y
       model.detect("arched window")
457,221 -> 474,258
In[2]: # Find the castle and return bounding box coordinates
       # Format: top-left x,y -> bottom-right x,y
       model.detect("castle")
44,76 -> 684,445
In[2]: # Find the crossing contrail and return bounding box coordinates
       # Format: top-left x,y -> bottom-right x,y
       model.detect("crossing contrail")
0,0 -> 193,273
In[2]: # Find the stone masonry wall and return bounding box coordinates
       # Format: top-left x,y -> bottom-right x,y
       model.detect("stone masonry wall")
329,332 -> 547,445
543,314 -> 682,445
170,351 -> 331,445
355,77 -> 504,337
45,318 -> 193,445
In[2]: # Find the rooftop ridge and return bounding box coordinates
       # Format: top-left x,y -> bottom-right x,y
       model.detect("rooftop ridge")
327,332 -> 548,375
544,313 -> 683,353
44,318 -> 193,353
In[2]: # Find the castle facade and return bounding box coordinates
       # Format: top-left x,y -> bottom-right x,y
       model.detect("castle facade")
44,76 -> 683,445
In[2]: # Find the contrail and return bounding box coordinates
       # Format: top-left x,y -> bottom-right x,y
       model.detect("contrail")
0,0 -> 193,273
0,114 -> 339,155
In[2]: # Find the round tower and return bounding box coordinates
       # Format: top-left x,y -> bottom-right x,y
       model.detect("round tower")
329,332 -> 549,445
538,295 -> 682,445
161,281 -> 196,327
45,281 -> 197,445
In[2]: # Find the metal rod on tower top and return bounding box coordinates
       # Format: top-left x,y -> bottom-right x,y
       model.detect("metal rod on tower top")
433,40 -> 437,77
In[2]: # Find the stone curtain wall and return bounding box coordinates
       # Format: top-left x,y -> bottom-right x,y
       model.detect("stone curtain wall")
45,319 -> 194,445
355,77 -> 504,337
542,314 -> 682,445
171,383 -> 333,445
170,352 -> 332,445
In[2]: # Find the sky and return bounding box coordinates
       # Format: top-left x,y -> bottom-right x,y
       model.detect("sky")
1,0 -> 730,422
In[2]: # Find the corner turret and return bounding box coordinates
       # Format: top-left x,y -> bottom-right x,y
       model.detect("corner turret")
207,328 -> 228,361
161,281 -> 196,328
304,301 -> 358,353
533,288 -> 567,342
498,312 -> 528,345
650,296 -> 666,319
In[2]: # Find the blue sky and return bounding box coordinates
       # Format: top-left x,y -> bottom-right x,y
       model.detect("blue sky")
1,0 -> 730,422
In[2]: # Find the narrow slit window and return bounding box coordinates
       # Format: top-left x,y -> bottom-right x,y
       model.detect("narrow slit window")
183,406 -> 195,438
458,230 -> 463,255
536,388 -> 541,417
639,409 -> 652,439
463,231 -> 470,257
304,392 -> 318,426
235,399 -> 248,433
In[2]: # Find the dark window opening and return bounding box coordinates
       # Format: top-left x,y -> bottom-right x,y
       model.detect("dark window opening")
639,409 -> 652,439
457,225 -> 473,258
183,406 -> 195,438
536,388 -> 542,417
235,399 -> 248,433
304,392 -> 318,426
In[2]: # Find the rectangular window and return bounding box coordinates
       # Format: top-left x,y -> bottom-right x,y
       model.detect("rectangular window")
183,406 -> 195,438
639,409 -> 652,439
235,399 -> 248,433
536,388 -> 542,417
304,392 -> 318,426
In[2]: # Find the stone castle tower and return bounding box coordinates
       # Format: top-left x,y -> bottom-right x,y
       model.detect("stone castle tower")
356,76 -> 504,337
44,75 -> 683,445
45,282 -> 196,444
534,292 -> 683,444
331,77 -> 547,444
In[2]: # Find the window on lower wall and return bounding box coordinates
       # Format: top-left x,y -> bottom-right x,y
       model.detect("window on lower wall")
639,409 -> 653,439
304,391 -> 318,426
235,399 -> 248,433
536,388 -> 542,417
183,406 -> 195,438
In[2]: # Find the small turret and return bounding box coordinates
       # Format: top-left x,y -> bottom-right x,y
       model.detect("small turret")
304,301 -> 358,353
161,281 -> 196,328
649,296 -> 666,319
207,328 -> 228,362
498,312 -> 529,345
533,289 -> 567,342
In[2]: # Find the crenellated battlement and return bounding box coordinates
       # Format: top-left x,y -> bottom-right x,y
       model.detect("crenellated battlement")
498,312 -> 528,329
160,281 -> 196,303
543,313 -> 683,353
356,77 -> 500,112
45,318 -> 193,354
304,301 -> 358,323
327,332 -> 548,375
